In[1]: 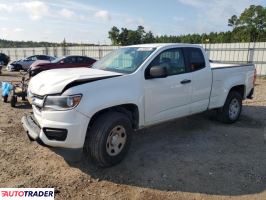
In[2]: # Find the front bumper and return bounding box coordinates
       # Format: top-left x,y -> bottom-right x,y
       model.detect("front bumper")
6,65 -> 14,71
21,114 -> 40,140
21,114 -> 86,161
21,108 -> 90,149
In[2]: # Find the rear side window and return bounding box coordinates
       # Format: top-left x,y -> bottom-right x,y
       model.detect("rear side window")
27,56 -> 37,61
38,55 -> 49,60
64,57 -> 76,64
85,57 -> 96,63
77,56 -> 94,63
185,47 -> 205,71
77,57 -> 85,63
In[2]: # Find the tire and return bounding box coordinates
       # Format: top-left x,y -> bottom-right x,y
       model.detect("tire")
22,93 -> 26,101
3,95 -> 8,103
10,95 -> 17,107
84,112 -> 133,167
217,91 -> 242,123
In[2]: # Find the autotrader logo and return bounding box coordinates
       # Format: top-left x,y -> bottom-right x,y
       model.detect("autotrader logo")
0,188 -> 54,200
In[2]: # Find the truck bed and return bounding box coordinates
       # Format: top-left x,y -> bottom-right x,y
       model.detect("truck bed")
208,62 -> 255,110
210,62 -> 252,69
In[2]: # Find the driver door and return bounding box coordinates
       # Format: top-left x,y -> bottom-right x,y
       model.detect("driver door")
144,48 -> 192,125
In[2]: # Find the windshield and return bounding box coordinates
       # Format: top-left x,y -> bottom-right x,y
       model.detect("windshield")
51,57 -> 64,63
92,47 -> 156,74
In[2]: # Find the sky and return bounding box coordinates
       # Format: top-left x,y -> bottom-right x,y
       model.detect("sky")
0,0 -> 265,44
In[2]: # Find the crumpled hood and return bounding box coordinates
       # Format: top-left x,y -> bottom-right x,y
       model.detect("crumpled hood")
29,67 -> 122,96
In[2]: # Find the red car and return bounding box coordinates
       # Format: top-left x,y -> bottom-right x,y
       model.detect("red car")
29,55 -> 97,77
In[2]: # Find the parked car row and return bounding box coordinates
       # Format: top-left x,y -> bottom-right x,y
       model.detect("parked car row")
6,54 -> 97,77
7,55 -> 55,71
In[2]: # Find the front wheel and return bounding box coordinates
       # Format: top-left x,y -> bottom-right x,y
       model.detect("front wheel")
84,112 -> 133,167
7,65 -> 12,72
3,95 -> 8,103
218,91 -> 242,123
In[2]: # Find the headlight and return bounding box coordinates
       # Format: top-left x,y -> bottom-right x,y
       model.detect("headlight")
43,94 -> 82,111
27,90 -> 33,104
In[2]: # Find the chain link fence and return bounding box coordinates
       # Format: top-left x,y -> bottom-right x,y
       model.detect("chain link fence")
0,43 -> 265,75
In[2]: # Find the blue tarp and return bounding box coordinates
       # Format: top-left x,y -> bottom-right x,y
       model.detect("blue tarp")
1,82 -> 12,97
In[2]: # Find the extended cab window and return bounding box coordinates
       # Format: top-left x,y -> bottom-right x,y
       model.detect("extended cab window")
185,47 -> 205,71
148,48 -> 186,76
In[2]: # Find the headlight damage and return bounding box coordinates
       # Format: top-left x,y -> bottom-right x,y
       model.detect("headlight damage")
43,94 -> 82,111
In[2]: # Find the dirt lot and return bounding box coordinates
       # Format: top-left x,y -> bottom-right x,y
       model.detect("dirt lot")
0,70 -> 266,200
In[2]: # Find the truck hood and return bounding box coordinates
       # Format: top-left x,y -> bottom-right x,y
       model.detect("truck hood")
29,67 -> 122,96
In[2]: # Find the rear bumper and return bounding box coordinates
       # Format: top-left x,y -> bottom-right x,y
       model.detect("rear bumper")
21,114 -> 84,161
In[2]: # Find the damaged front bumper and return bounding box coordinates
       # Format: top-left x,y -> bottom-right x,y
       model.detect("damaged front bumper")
21,114 -> 83,161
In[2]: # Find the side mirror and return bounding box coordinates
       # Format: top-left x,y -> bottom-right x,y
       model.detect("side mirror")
60,60 -> 64,64
148,66 -> 167,79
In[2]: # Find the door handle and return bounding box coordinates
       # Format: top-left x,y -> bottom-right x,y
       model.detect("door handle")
180,79 -> 191,84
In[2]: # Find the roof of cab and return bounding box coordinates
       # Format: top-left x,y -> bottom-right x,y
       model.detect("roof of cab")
126,43 -> 202,49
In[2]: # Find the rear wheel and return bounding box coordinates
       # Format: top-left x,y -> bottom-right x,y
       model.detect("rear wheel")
84,112 -> 133,167
218,91 -> 242,123
10,95 -> 17,107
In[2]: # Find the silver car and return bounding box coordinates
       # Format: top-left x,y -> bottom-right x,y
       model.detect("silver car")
7,55 -> 55,71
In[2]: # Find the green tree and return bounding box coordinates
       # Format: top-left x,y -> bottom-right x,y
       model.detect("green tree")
108,26 -> 155,45
108,26 -> 120,45
228,15 -> 239,29
143,31 -> 156,43
118,28 -> 129,45
229,5 -> 266,41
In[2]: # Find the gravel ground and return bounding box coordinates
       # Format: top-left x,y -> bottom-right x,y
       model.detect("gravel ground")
0,70 -> 266,200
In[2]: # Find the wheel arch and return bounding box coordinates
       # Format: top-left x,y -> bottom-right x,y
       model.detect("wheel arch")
88,104 -> 140,130
228,85 -> 245,99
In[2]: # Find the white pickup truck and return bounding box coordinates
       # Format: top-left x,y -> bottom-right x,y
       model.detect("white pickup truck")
22,43 -> 256,167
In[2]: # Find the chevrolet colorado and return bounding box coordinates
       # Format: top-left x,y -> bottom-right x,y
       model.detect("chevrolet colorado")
22,44 -> 256,167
